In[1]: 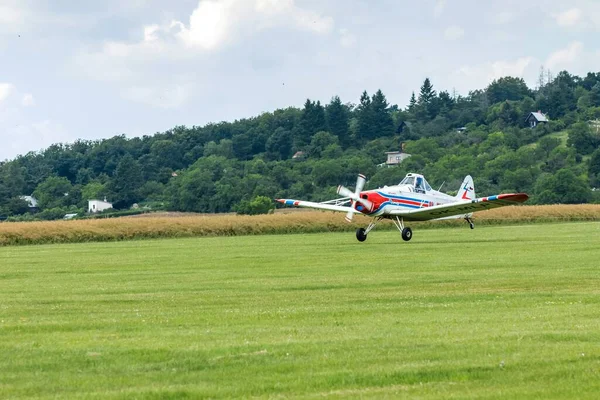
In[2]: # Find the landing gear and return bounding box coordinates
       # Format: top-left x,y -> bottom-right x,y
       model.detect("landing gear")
401,227 -> 413,242
465,216 -> 474,229
356,228 -> 367,242
355,217 -> 381,242
392,216 -> 413,242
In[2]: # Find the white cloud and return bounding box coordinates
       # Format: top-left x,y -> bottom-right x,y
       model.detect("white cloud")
255,0 -> 333,34
172,0 -> 333,50
546,41 -> 583,69
492,11 -> 517,25
122,84 -> 190,109
451,57 -> 536,93
21,93 -> 35,107
0,83 -> 15,103
444,25 -> 464,41
73,0 -> 334,109
0,108 -> 70,160
0,3 -> 26,31
555,8 -> 583,27
339,28 -> 356,48
434,0 -> 446,19
176,0 -> 237,50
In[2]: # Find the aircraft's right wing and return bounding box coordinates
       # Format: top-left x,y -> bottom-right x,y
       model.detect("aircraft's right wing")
388,193 -> 529,221
275,198 -> 360,214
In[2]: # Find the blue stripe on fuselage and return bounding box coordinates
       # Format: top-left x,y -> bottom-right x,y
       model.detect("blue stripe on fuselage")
376,192 -> 423,203
367,200 -> 421,215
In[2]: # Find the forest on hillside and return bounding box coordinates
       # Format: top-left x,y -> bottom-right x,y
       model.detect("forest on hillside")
1,69 -> 600,221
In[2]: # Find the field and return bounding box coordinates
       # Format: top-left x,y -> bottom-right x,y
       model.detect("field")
1,222 -> 600,398
1,204 -> 600,246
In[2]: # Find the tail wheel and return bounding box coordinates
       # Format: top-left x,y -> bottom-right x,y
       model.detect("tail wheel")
401,227 -> 412,242
356,228 -> 367,242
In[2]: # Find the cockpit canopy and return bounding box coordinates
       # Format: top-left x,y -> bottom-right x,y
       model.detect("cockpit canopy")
399,173 -> 432,192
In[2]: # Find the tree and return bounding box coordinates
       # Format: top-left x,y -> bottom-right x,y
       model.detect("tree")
437,90 -> 455,116
3,197 -> 31,216
498,101 -> 521,126
534,169 -> 591,204
326,96 -> 350,148
486,77 -> 532,104
81,181 -> 108,203
307,131 -> 339,158
150,139 -> 184,170
33,176 -> 74,209
537,71 -> 577,117
590,83 -> 600,107
370,90 -> 395,138
418,78 -> 436,105
537,136 -> 561,157
297,99 -> 327,146
109,154 -> 143,209
567,122 -> 599,155
356,91 -> 375,141
0,162 -> 27,197
232,133 -> 254,160
408,92 -> 417,111
170,168 -> 215,212
266,127 -> 293,160
236,195 -> 274,215
589,148 -> 600,178
415,78 -> 438,121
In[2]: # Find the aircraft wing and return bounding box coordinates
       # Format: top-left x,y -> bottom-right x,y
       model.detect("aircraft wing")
275,199 -> 360,214
387,193 -> 529,221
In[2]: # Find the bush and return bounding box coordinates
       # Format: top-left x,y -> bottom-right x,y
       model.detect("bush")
236,196 -> 275,215
38,207 -> 70,221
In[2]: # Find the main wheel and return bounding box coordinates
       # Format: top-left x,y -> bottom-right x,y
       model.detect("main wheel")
401,227 -> 412,242
469,222 -> 474,229
356,228 -> 367,242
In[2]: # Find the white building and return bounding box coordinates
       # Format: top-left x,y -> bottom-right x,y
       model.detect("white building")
385,151 -> 412,166
88,199 -> 113,213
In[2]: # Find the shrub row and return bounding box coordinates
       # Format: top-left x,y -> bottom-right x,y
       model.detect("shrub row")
1,204 -> 599,247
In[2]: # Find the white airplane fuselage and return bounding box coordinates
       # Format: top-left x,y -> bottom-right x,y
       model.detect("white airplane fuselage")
354,184 -> 462,219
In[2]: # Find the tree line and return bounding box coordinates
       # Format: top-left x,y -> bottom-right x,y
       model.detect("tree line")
1,70 -> 600,220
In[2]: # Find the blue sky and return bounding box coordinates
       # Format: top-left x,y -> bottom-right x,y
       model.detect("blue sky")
1,0 -> 599,160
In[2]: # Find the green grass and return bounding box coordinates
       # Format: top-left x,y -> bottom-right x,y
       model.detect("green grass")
546,130 -> 570,146
527,130 -> 569,149
1,222 -> 600,399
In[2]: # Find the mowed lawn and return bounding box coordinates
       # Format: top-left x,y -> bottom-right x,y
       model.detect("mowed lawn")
1,223 -> 600,399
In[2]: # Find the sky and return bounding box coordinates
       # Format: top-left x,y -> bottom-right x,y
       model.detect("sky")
1,0 -> 600,160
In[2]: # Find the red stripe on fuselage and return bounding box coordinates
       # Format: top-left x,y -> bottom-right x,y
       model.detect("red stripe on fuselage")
355,191 -> 431,213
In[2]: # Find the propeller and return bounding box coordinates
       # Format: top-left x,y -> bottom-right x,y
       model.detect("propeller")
337,174 -> 373,222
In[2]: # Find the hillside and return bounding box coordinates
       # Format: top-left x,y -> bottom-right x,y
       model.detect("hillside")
1,71 -> 600,221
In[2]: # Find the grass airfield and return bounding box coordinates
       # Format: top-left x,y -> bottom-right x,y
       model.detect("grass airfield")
1,222 -> 600,399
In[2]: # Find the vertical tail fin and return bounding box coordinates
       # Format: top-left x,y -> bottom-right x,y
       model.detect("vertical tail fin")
456,175 -> 475,201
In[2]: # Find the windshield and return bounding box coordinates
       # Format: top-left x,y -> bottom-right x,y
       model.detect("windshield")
400,176 -> 415,186
400,175 -> 432,192
423,178 -> 432,191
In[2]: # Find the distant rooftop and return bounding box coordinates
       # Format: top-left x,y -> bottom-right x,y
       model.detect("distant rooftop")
527,111 -> 549,122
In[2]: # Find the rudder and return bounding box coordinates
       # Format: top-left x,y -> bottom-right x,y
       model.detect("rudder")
456,175 -> 475,201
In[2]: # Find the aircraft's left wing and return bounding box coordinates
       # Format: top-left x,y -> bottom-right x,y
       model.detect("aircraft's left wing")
388,193 -> 529,221
275,199 -> 360,214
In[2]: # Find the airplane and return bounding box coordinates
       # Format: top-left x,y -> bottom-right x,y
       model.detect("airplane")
275,173 -> 529,242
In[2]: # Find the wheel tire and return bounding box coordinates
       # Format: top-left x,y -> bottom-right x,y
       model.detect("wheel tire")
401,227 -> 412,242
469,222 -> 474,230
356,228 -> 367,242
